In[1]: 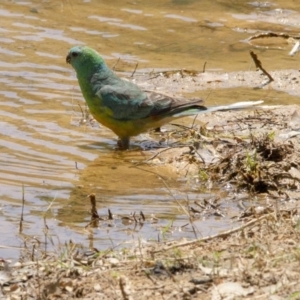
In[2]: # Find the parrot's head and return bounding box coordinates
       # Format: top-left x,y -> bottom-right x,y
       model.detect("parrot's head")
66,46 -> 105,72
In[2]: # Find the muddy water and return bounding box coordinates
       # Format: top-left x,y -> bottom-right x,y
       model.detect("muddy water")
0,0 -> 300,259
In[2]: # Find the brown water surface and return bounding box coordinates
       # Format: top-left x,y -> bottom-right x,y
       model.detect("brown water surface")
0,0 -> 299,259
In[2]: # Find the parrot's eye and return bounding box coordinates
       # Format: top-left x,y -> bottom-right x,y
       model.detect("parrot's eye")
72,52 -> 79,58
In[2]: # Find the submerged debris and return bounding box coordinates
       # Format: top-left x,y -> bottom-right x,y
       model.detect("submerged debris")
86,193 -> 159,230
247,31 -> 300,55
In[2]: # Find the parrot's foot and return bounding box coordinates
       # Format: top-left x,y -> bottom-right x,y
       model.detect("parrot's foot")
117,137 -> 130,150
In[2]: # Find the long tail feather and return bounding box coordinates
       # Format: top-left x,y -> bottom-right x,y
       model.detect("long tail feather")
172,100 -> 264,117
206,100 -> 264,112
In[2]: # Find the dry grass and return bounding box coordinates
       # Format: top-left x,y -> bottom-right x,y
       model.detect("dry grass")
1,206 -> 300,299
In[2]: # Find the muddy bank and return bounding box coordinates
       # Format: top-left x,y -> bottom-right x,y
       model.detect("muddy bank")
2,102 -> 300,299
3,48 -> 300,299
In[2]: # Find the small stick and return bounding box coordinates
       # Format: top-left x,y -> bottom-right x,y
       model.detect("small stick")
108,209 -> 113,220
112,57 -> 120,70
250,51 -> 274,84
140,211 -> 145,222
202,61 -> 207,73
289,40 -> 300,56
78,103 -> 84,116
130,62 -> 138,77
43,217 -> 49,254
88,194 -> 99,220
19,184 -> 25,233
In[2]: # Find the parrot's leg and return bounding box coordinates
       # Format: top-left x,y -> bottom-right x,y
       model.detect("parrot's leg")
117,137 -> 130,150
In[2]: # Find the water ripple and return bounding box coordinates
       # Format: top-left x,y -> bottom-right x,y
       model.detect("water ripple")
89,15 -> 147,31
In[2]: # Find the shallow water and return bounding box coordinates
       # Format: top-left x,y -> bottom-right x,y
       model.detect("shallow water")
0,0 -> 299,259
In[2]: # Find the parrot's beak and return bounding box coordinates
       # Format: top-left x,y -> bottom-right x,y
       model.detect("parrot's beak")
66,53 -> 71,64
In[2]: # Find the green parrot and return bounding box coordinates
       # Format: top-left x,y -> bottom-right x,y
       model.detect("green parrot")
66,46 -> 263,149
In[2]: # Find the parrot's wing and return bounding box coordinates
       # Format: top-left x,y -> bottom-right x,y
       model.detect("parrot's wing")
99,84 -> 205,120
98,82 -> 154,120
91,66 -> 206,120
144,90 -> 206,117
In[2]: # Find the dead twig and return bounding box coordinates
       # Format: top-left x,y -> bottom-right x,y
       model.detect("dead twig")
202,61 -> 207,73
152,212 -> 272,254
88,194 -> 100,220
250,51 -> 274,88
146,147 -> 172,162
112,57 -> 120,71
130,62 -> 138,77
19,184 -> 25,234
